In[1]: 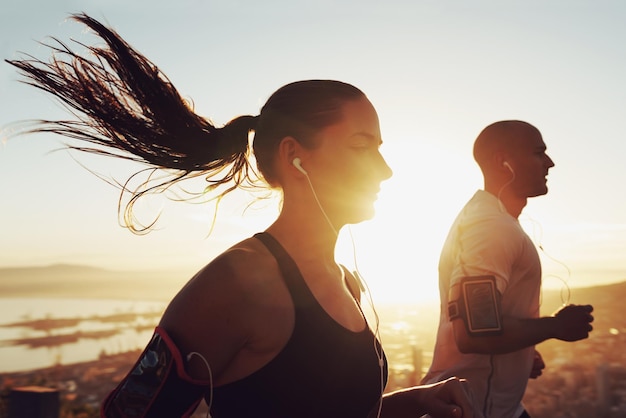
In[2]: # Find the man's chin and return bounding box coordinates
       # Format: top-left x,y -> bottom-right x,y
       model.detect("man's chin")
529,187 -> 549,198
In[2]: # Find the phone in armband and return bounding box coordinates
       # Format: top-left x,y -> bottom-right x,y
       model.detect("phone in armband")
448,275 -> 503,336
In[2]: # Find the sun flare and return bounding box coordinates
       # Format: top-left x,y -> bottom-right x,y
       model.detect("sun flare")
334,139 -> 482,306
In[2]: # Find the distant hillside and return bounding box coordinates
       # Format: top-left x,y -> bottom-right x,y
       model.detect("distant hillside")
540,280 -> 626,312
0,264 -> 192,301
1,264 -> 624,318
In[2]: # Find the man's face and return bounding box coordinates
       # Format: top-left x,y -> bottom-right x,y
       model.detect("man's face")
508,130 -> 555,198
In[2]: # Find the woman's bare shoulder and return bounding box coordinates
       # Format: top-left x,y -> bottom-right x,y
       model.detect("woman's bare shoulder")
199,236 -> 278,288
163,236 -> 283,319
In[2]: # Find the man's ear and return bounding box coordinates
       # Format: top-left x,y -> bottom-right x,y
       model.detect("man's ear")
493,152 -> 510,172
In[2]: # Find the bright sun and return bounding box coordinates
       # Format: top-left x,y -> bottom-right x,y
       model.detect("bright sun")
335,138 -> 482,306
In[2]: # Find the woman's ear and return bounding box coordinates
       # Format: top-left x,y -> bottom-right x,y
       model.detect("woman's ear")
278,136 -> 307,174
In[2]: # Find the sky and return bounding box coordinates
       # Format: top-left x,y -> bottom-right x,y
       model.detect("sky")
1,0 -> 625,304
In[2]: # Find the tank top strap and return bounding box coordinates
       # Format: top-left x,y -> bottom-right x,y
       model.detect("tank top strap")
253,232 -> 314,307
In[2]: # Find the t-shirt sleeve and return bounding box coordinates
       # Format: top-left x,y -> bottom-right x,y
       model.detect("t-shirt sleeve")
449,216 -> 522,295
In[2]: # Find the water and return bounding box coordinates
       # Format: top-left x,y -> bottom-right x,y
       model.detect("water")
0,297 -> 166,373
0,297 -> 439,378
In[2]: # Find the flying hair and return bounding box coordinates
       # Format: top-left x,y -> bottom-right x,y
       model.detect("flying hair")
5,13 -> 257,233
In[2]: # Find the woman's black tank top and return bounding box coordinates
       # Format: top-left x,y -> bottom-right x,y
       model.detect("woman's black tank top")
210,232 -> 388,418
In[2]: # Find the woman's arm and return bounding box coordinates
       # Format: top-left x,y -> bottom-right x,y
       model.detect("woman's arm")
378,377 -> 476,418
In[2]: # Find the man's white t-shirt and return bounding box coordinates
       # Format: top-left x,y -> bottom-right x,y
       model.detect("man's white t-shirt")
422,190 -> 541,418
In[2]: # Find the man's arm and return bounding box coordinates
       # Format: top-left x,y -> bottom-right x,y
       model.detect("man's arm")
452,302 -> 594,355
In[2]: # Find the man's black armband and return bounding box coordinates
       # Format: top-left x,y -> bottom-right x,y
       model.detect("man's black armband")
448,276 -> 503,336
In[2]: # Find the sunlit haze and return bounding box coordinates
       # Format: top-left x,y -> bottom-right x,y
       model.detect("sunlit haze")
1,1 -> 625,305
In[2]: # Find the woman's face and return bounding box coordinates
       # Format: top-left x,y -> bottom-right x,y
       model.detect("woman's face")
303,96 -> 393,226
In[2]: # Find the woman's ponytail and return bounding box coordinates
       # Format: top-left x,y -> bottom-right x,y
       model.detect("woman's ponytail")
5,13 -> 259,232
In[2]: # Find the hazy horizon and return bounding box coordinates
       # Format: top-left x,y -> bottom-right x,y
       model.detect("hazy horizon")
0,263 -> 623,307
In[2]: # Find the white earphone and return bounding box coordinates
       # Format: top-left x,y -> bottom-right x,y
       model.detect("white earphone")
293,157 -> 307,175
503,161 -> 513,173
292,156 -> 337,237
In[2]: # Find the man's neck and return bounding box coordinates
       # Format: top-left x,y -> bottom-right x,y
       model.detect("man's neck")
483,187 -> 527,218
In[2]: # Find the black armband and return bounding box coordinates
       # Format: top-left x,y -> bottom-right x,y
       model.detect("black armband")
101,326 -> 211,418
448,276 -> 503,336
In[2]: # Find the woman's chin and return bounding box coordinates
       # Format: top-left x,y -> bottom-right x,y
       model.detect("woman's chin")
346,207 -> 377,225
